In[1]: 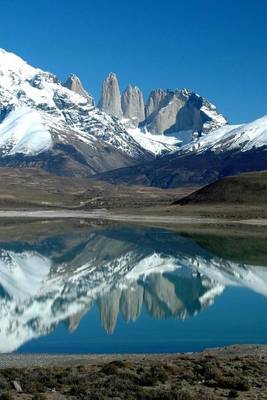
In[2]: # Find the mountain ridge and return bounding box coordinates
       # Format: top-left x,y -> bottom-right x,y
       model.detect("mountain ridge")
0,47 -> 265,186
95,114 -> 267,187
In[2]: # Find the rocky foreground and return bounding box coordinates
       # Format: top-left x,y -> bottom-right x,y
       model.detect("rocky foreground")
0,346 -> 266,399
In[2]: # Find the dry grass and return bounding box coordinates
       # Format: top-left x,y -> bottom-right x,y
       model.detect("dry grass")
0,167 -> 195,210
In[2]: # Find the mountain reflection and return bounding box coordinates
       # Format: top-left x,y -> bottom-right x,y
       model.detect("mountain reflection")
0,224 -> 266,352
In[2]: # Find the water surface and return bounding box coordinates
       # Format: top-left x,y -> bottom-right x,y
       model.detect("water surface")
0,222 -> 267,353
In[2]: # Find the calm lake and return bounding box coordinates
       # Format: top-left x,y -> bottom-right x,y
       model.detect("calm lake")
0,221 -> 267,354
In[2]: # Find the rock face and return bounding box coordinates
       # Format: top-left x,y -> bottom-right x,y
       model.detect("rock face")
143,91 -> 185,135
142,89 -> 226,137
145,89 -> 167,120
121,85 -> 145,124
98,72 -> 122,117
172,93 -> 206,134
63,74 -> 94,106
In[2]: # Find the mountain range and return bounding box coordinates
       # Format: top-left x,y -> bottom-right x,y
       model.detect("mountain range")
0,48 -> 266,187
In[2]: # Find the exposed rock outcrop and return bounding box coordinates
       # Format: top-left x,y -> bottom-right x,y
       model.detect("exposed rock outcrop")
143,91 -> 185,135
173,93 -> 206,134
98,72 -> 123,117
145,89 -> 167,120
142,89 -> 226,137
63,74 -> 94,106
121,84 -> 145,124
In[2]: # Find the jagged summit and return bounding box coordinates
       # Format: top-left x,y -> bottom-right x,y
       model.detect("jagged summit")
121,84 -> 145,124
141,88 -> 227,137
63,73 -> 94,105
98,72 -> 122,117
145,89 -> 167,120
97,71 -> 227,139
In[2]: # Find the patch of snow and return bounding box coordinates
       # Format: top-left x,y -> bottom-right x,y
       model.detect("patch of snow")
166,129 -> 194,145
124,253 -> 180,281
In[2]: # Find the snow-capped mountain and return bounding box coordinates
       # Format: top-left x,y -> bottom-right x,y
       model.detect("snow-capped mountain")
0,48 -> 230,174
0,226 -> 267,352
0,48 -> 156,175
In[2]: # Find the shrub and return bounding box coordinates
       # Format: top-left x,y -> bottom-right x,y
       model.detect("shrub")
32,394 -> 47,400
0,392 -> 14,400
228,390 -> 239,398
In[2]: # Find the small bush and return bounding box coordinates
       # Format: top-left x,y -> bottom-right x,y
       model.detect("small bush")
176,389 -> 195,400
0,392 -> 14,400
228,390 -> 239,398
32,394 -> 46,400
69,383 -> 88,396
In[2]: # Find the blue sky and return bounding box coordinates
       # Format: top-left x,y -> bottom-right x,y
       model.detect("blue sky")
0,0 -> 266,123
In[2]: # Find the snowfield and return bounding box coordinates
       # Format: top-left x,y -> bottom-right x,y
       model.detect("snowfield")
127,126 -> 181,155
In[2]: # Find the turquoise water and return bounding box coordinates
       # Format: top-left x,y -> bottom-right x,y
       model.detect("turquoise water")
0,224 -> 267,353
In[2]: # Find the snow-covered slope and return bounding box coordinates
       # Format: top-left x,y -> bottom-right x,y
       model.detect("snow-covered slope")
201,100 -> 228,132
0,107 -> 52,156
180,115 -> 267,155
0,48 -> 152,175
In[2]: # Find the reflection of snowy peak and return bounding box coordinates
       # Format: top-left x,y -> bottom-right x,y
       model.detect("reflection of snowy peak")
0,49 -> 152,175
0,249 -> 51,299
0,227 -> 267,352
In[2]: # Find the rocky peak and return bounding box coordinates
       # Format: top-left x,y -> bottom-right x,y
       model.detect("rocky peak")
145,89 -> 167,120
63,74 -> 94,106
142,90 -> 184,135
98,72 -> 122,117
121,84 -> 145,124
142,88 -> 226,137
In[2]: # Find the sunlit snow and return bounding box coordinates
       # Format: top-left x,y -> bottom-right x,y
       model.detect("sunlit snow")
0,107 -> 52,155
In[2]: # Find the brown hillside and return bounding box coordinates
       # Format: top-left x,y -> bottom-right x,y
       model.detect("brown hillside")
174,171 -> 267,205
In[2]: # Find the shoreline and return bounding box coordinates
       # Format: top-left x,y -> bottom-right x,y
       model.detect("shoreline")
1,345 -> 267,368
0,209 -> 266,227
